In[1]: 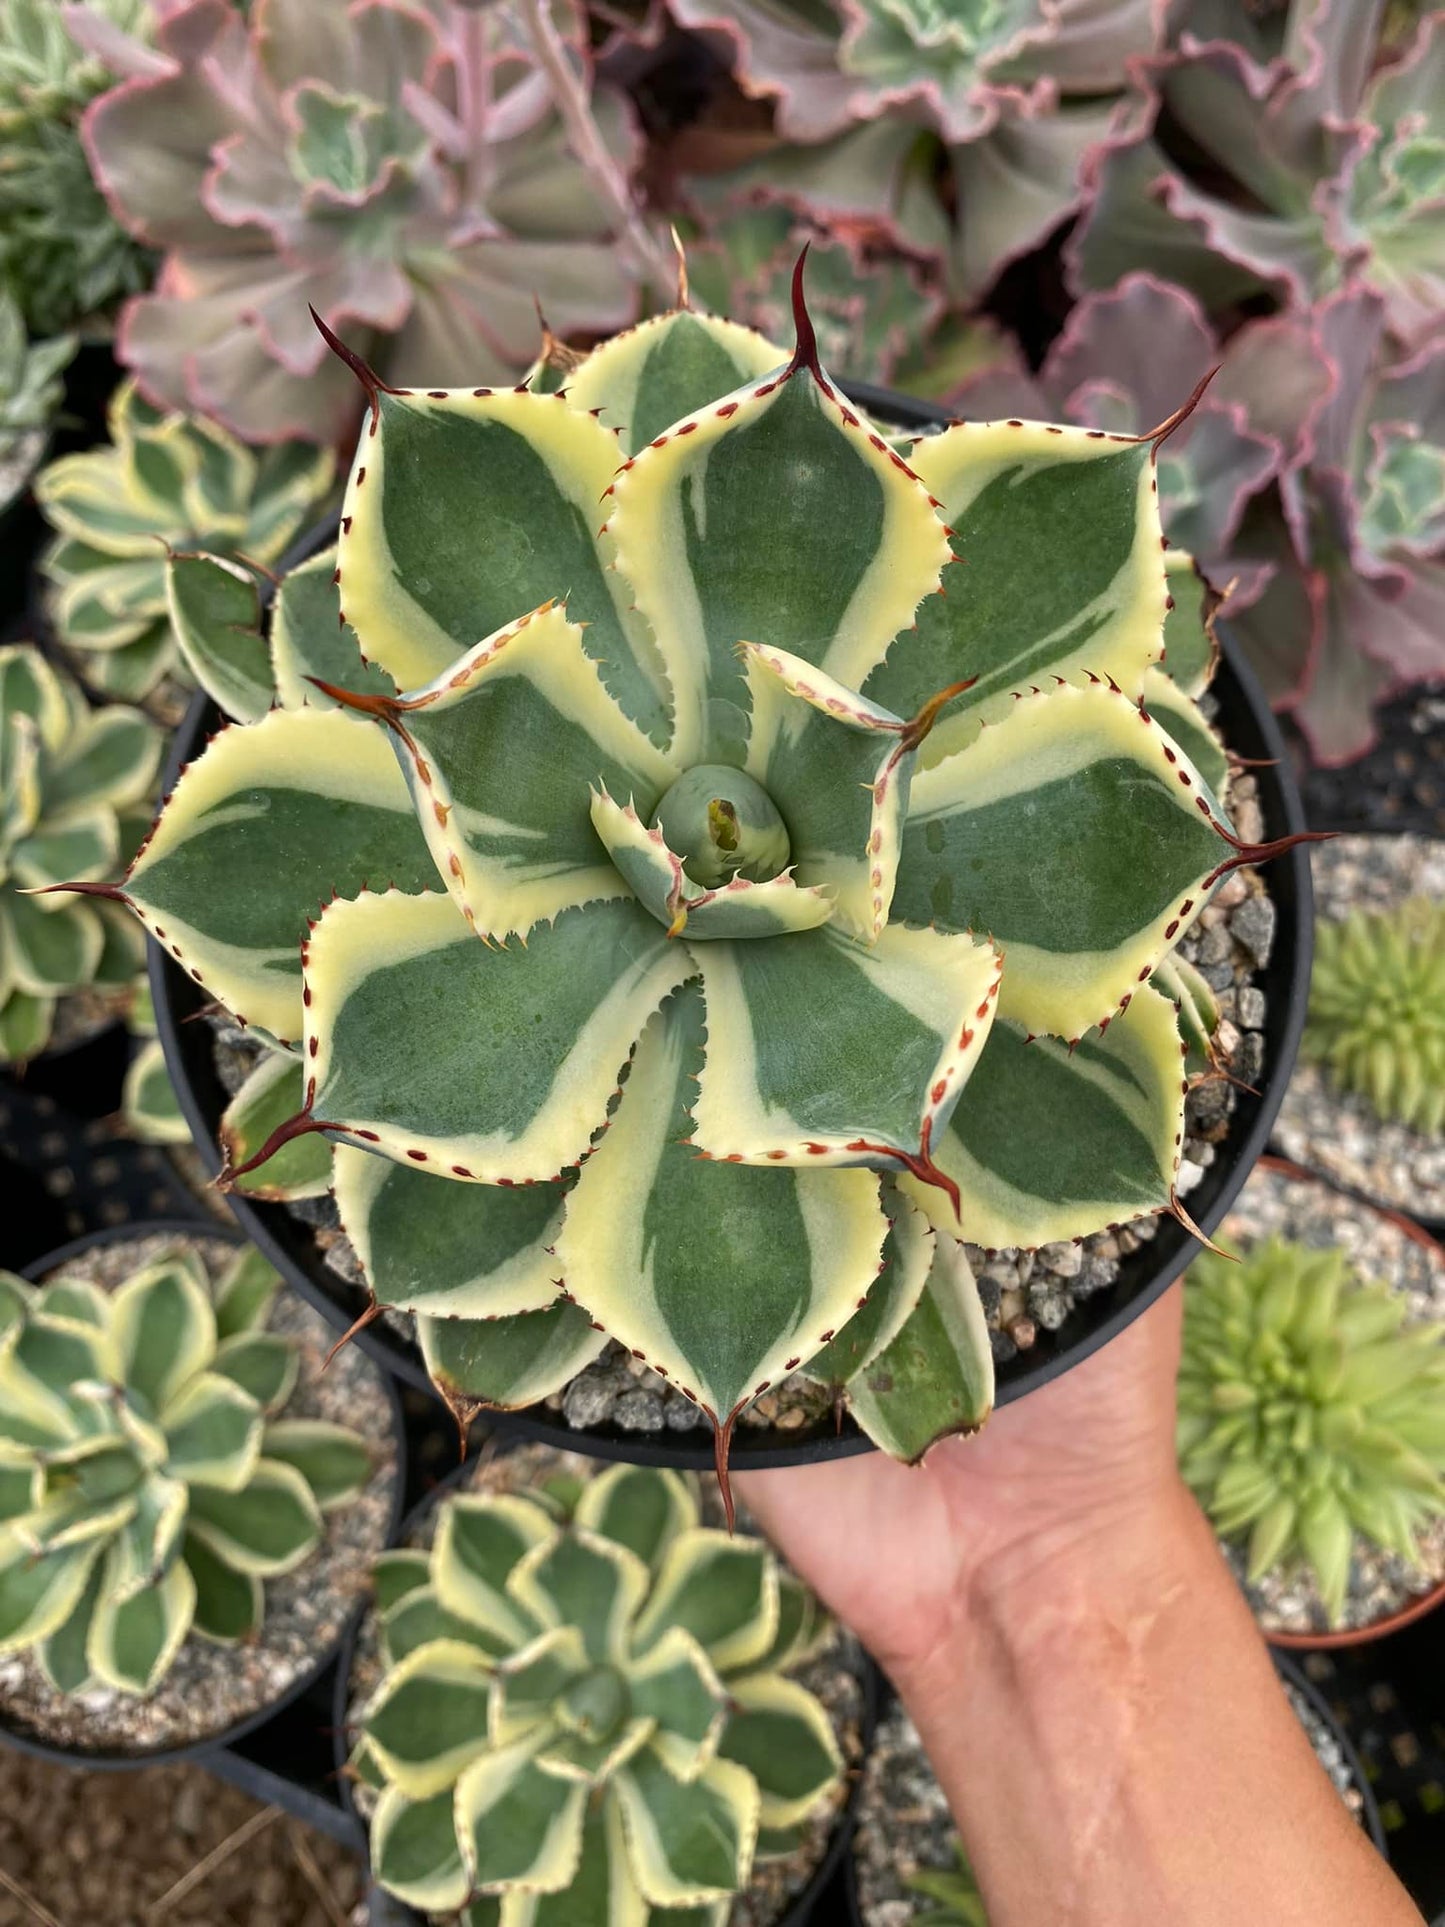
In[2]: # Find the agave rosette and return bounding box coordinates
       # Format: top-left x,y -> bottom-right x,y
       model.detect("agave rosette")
66,275 -> 1293,1485
72,0 -> 645,443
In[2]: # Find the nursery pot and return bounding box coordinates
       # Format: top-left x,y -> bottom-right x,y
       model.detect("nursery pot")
149,385 -> 1314,1469
331,1442 -> 878,1927
1,1218 -> 408,1773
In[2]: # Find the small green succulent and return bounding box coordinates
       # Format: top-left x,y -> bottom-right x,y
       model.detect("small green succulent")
36,380 -> 334,706
0,291 -> 73,517
0,0 -> 153,334
1305,901 -> 1445,1136
0,644 -> 158,1063
0,1243 -> 372,1696
354,1462 -> 843,1921
908,1840 -> 989,1926
1178,1237 -> 1445,1625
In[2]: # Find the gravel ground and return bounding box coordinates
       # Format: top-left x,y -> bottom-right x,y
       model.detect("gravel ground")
212,767 -> 1275,1438
1206,1161 -> 1445,1637
1273,834 -> 1445,1221
342,1439 -> 866,1927
851,1679 -> 1371,1924
0,1232 -> 400,1757
0,1748 -> 363,1926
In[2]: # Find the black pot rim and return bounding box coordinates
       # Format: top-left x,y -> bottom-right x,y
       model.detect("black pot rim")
3,1216 -> 409,1773
148,380 -> 1315,1469
331,1440 -> 879,1927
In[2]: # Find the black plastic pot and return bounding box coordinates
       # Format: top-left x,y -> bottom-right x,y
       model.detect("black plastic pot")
3,1012 -> 131,1121
331,1443 -> 879,1927
149,385 -> 1314,1468
1,1218 -> 408,1773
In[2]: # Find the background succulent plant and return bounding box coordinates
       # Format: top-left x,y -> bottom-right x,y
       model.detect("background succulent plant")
0,292 -> 74,518
353,1461 -> 842,1918
0,0 -> 153,336
1304,900 -> 1445,1136
0,645 -> 157,1064
909,1840 -> 990,1927
0,1243 -> 371,1695
35,380 -> 334,706
1178,1236 -> 1445,1625
64,273 -> 1301,1493
70,0 -> 659,443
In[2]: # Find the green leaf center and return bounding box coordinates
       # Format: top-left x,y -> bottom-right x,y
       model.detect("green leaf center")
649,765 -> 791,889
558,1663 -> 629,1742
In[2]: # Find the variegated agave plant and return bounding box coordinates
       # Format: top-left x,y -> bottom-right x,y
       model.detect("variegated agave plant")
61,269 -> 1303,1494
354,1462 -> 842,1920
0,1245 -> 371,1695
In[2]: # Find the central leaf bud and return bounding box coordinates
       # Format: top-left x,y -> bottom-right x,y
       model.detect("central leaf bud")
650,766 -> 790,889
559,1664 -> 629,1742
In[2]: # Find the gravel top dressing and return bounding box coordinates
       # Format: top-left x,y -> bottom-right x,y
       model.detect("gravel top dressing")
1212,1163 -> 1445,1637
0,1231 -> 400,1757
1274,834 -> 1445,1222
342,1439 -> 867,1927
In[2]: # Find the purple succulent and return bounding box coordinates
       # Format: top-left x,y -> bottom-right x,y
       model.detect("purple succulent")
70,0 -> 651,442
1067,0 -> 1445,348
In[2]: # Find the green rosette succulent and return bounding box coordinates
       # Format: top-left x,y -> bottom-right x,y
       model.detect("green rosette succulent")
1178,1236 -> 1445,1625
35,380 -> 334,706
909,1841 -> 990,1926
0,1244 -> 372,1695
62,270 -> 1301,1488
354,1462 -> 842,1920
0,645 -> 158,1063
1304,900 -> 1445,1136
0,291 -> 74,518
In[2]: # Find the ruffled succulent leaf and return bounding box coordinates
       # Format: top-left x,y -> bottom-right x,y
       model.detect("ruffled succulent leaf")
627,1626 -> 729,1782
159,1373 -> 263,1494
185,1458 -> 324,1578
260,1420 -> 371,1512
844,1235 -> 994,1462
219,1050 -> 332,1201
87,1549 -> 195,1693
184,1530 -> 263,1644
554,986 -> 889,1432
604,324 -> 950,768
334,1143 -> 567,1321
381,1584 -> 510,1669
268,545 -> 396,714
371,1782 -> 472,1913
456,1731 -> 588,1892
892,681 -> 1229,1037
212,1247 -> 281,1342
117,708 -> 441,1044
300,890 -> 693,1180
631,1528 -> 778,1677
612,1750 -> 758,1908
572,1463 -> 699,1571
335,389 -> 666,742
563,309 -> 787,455
111,1255 -> 216,1413
717,1674 -> 842,1829
509,1533 -> 651,1672
433,1493 -> 553,1649
35,1556 -> 105,1694
364,1637 -> 499,1800
121,1036 -> 189,1146
865,418 -> 1169,761
164,551 -> 274,725
902,983 -> 1188,1249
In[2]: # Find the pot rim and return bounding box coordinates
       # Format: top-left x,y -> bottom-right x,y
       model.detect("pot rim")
147,380 -> 1316,1468
331,1438 -> 878,1927
0,1216 -> 409,1772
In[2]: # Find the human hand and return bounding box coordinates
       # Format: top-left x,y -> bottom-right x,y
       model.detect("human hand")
736,1282 -> 1194,1680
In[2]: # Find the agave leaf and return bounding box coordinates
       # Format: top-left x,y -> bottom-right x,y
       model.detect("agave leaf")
364,1636 -> 498,1800
350,601 -> 677,937
219,1050 -> 331,1200
333,1142 -> 567,1321
370,1783 -> 471,1913
845,1234 -> 994,1462
802,1188 -> 934,1387
122,1037 -> 189,1146
419,1302 -> 608,1420
1151,951 -> 1219,1078
893,680 -> 1228,1037
184,1529 -> 263,1644
455,1730 -> 587,1894
554,986 -> 888,1431
1159,553 -> 1220,698
507,1531 -> 650,1669
268,544 -> 396,713
611,1751 -> 757,1908
381,1584 -> 509,1670
631,1529 -> 777,1677
35,1556 -> 105,1695
563,309 -> 787,456
628,1626 -> 729,1783
606,339 -> 950,768
165,551 -> 274,724
336,388 -> 666,742
864,418 -> 1166,760
1141,669 -> 1229,798
212,1246 -> 281,1340
122,707 -> 440,1044
111,1256 -> 216,1413
432,1493 -> 553,1650
185,1457 -> 323,1577
260,1418 -> 371,1511
303,891 -> 693,1181
159,1372 -> 263,1494
86,1548 -> 195,1693
0,1531 -> 102,1653
488,1625 -> 589,1745
572,1464 -> 699,1572
718,1674 -> 842,1830
901,983 -> 1187,1249
689,923 -> 1000,1169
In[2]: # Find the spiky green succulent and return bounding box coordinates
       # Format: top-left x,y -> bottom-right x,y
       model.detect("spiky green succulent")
1178,1236 -> 1445,1625
353,1462 -> 842,1921
35,380 -> 334,707
1304,900 -> 1445,1136
64,269 -> 1298,1484
0,645 -> 157,1064
0,291 -> 72,518
0,1244 -> 371,1695
0,0 -> 153,334
909,1841 -> 990,1926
